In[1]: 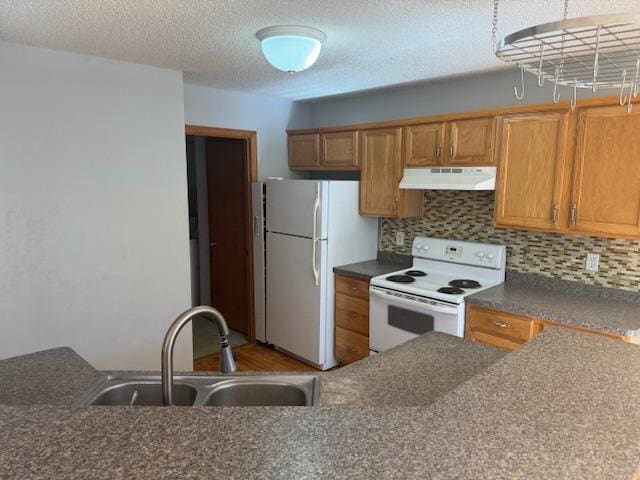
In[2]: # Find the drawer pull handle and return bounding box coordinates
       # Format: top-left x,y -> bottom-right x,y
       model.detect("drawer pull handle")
351,313 -> 358,318
351,287 -> 358,291
491,320 -> 511,329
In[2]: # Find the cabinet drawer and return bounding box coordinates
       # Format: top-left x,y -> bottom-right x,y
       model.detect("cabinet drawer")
335,293 -> 369,336
335,326 -> 369,365
466,305 -> 541,351
335,274 -> 370,300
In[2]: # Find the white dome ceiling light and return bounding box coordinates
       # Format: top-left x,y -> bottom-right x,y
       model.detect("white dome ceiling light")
256,25 -> 326,74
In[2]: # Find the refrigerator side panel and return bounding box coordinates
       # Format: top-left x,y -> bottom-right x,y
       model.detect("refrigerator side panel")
326,181 -> 378,267
251,182 -> 266,343
265,232 -> 327,367
266,180 -> 328,239
323,181 -> 378,367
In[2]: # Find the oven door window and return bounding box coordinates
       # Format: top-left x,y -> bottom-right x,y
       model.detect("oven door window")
387,305 -> 435,335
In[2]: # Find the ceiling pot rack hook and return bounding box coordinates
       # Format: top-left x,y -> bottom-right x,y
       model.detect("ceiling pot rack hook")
514,64 -> 525,101
552,67 -> 561,103
537,43 -> 545,87
632,57 -> 640,98
592,25 -> 601,93
620,69 -> 629,108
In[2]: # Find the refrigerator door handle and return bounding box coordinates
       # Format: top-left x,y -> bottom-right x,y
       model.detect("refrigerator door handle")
312,239 -> 320,286
311,183 -> 320,286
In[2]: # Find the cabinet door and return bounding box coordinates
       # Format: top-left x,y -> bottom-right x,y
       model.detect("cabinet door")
360,128 -> 403,216
321,131 -> 359,169
404,123 -> 446,166
288,134 -> 320,169
570,106 -> 640,238
494,113 -> 569,231
448,117 -> 496,165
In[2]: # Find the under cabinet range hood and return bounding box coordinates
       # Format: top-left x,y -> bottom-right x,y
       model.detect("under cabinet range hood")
399,167 -> 496,191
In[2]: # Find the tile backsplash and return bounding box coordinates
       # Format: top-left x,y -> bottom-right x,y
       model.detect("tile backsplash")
380,191 -> 640,292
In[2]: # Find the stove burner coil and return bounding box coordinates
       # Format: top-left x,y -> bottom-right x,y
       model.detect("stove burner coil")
437,286 -> 465,295
386,275 -> 416,283
405,270 -> 427,277
449,279 -> 482,289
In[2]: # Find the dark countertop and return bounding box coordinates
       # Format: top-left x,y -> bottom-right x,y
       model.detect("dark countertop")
3,330 -> 640,479
467,274 -> 640,337
0,347 -> 102,406
321,332 -> 506,406
333,252 -> 411,281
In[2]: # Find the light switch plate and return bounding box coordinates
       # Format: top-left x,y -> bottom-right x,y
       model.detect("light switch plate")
395,230 -> 405,246
586,253 -> 600,272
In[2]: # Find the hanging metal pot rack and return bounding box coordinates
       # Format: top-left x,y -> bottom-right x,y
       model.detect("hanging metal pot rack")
492,0 -> 640,112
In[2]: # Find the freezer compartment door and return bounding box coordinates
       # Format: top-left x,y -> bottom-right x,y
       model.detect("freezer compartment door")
266,232 -> 327,366
266,180 -> 328,239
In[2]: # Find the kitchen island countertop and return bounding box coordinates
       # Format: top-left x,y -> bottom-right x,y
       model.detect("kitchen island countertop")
2,329 -> 640,479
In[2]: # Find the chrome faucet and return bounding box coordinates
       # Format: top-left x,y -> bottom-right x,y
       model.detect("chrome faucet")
161,305 -> 236,405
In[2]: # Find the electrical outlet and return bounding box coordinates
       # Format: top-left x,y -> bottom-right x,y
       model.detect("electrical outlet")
395,230 -> 405,246
586,253 -> 600,272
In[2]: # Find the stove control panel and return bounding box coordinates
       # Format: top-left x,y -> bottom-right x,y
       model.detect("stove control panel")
412,236 -> 506,269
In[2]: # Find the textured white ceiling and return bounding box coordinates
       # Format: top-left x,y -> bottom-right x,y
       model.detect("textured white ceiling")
1,1 -> 638,100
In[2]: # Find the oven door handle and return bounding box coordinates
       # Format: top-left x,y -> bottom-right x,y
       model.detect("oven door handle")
370,288 -> 459,315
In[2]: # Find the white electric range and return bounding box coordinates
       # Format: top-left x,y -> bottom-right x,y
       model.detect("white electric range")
369,236 -> 506,353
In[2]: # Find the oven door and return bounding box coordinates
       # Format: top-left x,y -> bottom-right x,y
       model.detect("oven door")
369,286 -> 463,353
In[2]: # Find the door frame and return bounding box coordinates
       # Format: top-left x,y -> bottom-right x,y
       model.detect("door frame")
185,125 -> 258,342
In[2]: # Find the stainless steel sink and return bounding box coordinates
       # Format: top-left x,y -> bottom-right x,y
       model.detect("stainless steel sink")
79,374 -> 319,407
203,380 -> 309,406
88,381 -> 198,406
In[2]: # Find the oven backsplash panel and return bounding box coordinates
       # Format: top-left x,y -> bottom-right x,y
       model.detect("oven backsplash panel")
379,190 -> 640,292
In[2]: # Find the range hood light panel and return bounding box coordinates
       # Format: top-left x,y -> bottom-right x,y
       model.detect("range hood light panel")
399,167 -> 497,191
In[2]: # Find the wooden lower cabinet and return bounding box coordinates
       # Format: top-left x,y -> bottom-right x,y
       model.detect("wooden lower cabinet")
466,304 -> 633,351
334,273 -> 370,365
466,305 -> 542,351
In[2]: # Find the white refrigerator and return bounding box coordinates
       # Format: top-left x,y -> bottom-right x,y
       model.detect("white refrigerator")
265,179 -> 377,370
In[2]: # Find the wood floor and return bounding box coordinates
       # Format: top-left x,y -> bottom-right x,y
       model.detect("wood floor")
194,342 -> 319,372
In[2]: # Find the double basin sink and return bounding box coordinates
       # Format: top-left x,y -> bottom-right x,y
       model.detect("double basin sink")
79,373 -> 320,407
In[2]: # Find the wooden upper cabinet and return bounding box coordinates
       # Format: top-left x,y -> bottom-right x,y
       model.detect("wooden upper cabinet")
360,128 -> 423,218
360,128 -> 403,216
404,123 -> 446,166
570,106 -> 640,238
448,117 -> 496,165
321,131 -> 359,169
288,134 -> 320,169
494,113 -> 570,231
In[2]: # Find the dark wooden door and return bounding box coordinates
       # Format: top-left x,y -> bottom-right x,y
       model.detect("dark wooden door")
206,138 -> 249,334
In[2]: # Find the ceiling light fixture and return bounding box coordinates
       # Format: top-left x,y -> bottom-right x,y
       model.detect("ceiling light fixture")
256,25 -> 326,74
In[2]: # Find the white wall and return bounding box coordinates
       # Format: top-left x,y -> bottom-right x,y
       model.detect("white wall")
0,42 -> 193,370
183,84 -> 312,180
